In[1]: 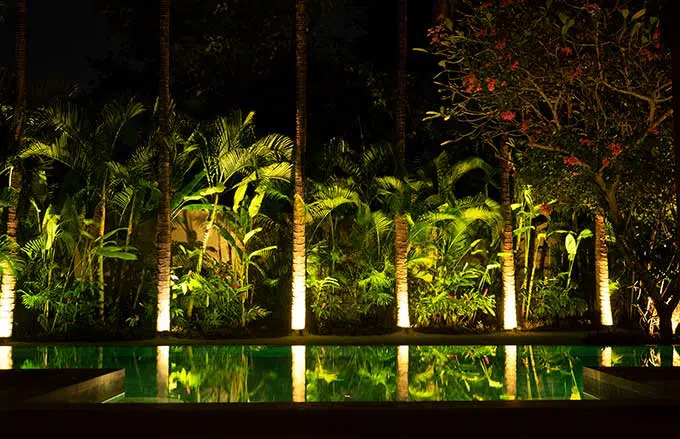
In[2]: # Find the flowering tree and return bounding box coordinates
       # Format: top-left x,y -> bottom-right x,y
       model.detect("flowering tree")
425,0 -> 676,335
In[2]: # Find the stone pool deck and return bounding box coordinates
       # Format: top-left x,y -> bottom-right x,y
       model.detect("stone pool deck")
2,400 -> 678,438
0,369 -> 124,404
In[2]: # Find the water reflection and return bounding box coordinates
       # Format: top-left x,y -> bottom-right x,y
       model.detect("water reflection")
292,345 -> 305,402
396,345 -> 409,401
504,345 -> 516,400
4,344 -> 675,402
0,346 -> 11,370
600,347 -> 612,367
157,346 -> 169,399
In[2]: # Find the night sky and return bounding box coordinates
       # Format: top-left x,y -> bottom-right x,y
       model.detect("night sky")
0,0 -> 116,91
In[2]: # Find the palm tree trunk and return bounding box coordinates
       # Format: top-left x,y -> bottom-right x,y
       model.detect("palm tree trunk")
394,0 -> 410,330
395,214 -> 409,328
500,141 -> 517,330
156,0 -> 172,333
97,175 -> 107,321
594,212 -> 613,327
291,0 -> 307,332
0,0 -> 27,338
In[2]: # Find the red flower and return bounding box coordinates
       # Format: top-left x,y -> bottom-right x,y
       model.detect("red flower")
563,155 -> 583,166
560,47 -> 573,56
495,39 -> 507,50
520,120 -> 530,133
639,48 -> 654,62
601,158 -> 610,168
578,137 -> 593,146
539,204 -> 553,217
608,142 -> 622,156
501,111 -> 516,121
566,66 -> 583,81
486,77 -> 497,92
510,60 -> 520,71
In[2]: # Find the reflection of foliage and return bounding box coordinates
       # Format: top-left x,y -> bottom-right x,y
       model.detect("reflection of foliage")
167,346 -> 288,403
305,346 -> 397,402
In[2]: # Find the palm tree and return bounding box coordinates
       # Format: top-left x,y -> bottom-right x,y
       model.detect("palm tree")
156,0 -> 172,332
291,0 -> 308,332
21,99 -> 145,320
594,211 -> 613,327
500,140 -> 517,330
176,111 -> 292,319
394,0 -> 409,329
0,0 -> 27,338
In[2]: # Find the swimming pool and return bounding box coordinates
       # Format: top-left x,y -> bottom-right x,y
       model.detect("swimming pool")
1,345 -> 678,402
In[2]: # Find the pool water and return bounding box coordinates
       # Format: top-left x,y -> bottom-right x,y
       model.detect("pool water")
1,345 -> 679,402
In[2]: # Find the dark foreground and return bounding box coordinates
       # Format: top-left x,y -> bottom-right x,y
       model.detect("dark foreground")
2,401 -> 677,439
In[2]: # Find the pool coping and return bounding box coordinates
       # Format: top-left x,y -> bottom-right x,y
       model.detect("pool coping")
1,329 -> 667,347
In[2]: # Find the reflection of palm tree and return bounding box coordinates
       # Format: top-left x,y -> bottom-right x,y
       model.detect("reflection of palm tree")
291,345 -> 306,402
0,346 -> 11,369
157,345 -> 169,399
504,345 -> 517,400
396,345 -> 409,401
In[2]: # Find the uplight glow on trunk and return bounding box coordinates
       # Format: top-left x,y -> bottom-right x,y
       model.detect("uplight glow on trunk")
157,345 -> 169,398
0,269 -> 16,338
292,345 -> 306,402
674,347 -> 680,367
594,213 -> 613,326
397,345 -> 409,401
504,345 -> 516,400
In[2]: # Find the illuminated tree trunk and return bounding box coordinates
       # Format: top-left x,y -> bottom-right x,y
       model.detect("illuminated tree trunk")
291,345 -> 306,402
500,141 -> 517,330
156,345 -> 169,398
290,0 -> 307,332
156,0 -> 172,333
674,347 -> 680,367
594,212 -> 613,327
0,0 -> 27,338
396,345 -> 409,401
504,345 -> 517,400
394,0 -> 410,329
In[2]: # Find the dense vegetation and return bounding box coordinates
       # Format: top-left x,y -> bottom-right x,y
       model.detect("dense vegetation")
0,0 -> 677,339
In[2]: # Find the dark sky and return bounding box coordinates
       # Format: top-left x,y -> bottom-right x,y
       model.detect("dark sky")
1,0 -> 114,89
